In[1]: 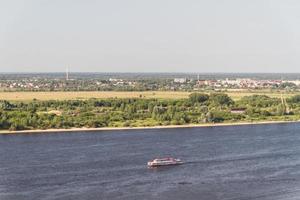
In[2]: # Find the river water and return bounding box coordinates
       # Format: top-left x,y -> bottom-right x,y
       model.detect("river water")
1,123 -> 300,200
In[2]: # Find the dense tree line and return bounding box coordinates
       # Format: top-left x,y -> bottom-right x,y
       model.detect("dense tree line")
1,93 -> 300,131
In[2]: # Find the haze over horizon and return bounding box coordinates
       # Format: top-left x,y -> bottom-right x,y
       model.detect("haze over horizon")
1,0 -> 300,73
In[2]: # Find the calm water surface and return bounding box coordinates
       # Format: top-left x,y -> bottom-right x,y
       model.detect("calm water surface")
1,123 -> 300,200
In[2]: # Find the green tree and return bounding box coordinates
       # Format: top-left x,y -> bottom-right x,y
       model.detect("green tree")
210,93 -> 233,107
189,93 -> 209,104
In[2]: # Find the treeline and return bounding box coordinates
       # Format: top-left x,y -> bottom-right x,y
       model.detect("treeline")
1,93 -> 300,131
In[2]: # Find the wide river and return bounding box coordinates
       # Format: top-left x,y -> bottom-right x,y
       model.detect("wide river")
1,123 -> 300,200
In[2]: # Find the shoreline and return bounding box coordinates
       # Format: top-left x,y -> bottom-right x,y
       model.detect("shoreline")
0,120 -> 299,135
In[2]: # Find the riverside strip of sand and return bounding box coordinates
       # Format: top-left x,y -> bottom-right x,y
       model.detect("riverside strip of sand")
0,120 -> 299,135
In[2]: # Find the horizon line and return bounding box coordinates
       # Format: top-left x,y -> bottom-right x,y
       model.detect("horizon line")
1,72 -> 300,74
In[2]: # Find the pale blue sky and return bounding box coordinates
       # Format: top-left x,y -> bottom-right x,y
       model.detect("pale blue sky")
1,0 -> 300,73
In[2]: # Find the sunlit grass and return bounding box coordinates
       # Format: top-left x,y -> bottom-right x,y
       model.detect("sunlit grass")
0,90 -> 299,101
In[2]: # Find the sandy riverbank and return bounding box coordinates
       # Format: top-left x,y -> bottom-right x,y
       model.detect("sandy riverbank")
0,120 -> 299,135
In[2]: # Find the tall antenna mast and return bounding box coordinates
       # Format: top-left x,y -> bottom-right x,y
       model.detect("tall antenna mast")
66,67 -> 69,81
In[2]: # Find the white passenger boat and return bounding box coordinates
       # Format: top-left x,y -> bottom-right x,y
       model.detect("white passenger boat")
147,158 -> 183,167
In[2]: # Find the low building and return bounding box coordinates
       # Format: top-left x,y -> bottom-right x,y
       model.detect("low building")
196,80 -> 207,86
230,108 -> 246,114
174,78 -> 187,83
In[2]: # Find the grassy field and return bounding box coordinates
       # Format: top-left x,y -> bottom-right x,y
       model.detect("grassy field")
0,90 -> 299,101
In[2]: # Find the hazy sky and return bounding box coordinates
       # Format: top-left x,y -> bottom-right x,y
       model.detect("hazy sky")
1,0 -> 300,73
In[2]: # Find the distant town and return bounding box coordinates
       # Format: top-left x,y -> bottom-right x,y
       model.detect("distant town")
1,73 -> 300,92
